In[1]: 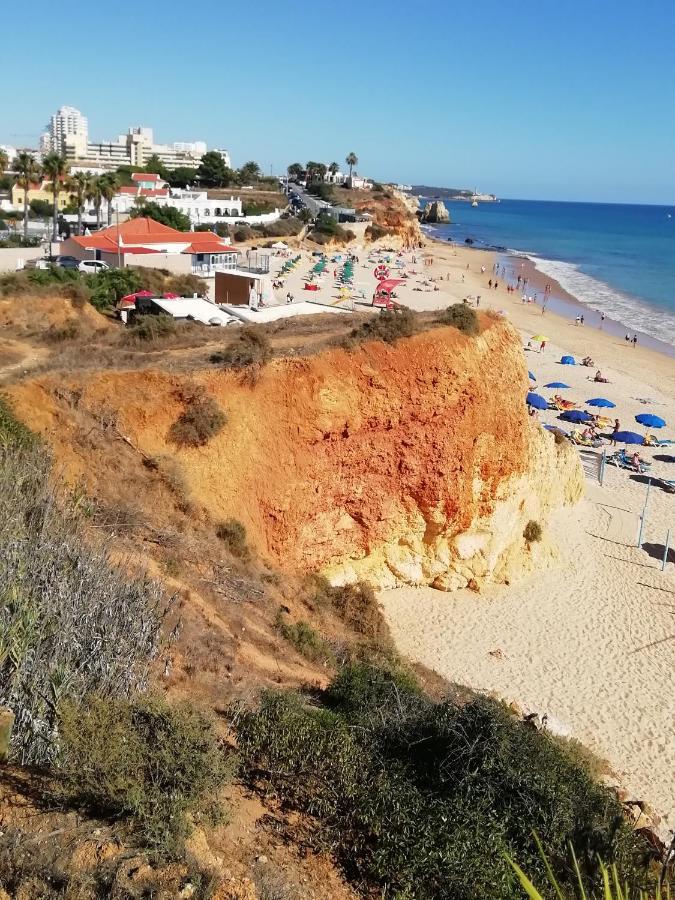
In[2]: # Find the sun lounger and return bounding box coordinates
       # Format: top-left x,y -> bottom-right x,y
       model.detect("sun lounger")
607,449 -> 652,471
570,430 -> 604,448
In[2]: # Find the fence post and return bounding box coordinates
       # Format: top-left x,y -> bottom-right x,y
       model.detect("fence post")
663,530 -> 671,572
637,478 -> 652,548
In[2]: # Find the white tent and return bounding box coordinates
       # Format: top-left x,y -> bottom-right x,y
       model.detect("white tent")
271,241 -> 289,250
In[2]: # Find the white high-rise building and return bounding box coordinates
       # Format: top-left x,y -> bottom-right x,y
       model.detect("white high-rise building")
41,105 -> 89,156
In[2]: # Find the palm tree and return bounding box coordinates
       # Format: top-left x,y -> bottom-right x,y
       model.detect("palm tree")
0,149 -> 8,176
99,173 -> 118,227
13,152 -> 40,244
328,161 -> 339,180
68,171 -> 91,236
42,152 -> 69,241
345,152 -> 358,184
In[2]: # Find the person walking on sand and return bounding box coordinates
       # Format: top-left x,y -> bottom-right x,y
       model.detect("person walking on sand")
494,281 -> 499,290
632,334 -> 638,348
600,313 -> 605,328
540,339 -> 547,353
580,314 -> 584,325
488,279 -> 493,288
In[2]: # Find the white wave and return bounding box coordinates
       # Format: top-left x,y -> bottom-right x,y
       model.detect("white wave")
528,255 -> 675,348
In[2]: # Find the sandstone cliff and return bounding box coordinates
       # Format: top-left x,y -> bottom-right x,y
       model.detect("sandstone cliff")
9,318 -> 582,592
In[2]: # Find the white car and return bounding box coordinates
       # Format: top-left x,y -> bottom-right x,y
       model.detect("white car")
78,259 -> 109,274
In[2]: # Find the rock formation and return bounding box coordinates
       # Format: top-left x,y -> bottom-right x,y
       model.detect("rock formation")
10,318 -> 582,593
420,200 -> 450,224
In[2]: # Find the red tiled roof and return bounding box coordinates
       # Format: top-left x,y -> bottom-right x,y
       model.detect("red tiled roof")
71,218 -> 237,256
182,236 -> 238,255
132,172 -> 162,182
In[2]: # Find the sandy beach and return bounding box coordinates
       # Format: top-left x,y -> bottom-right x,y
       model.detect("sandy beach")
269,237 -> 675,832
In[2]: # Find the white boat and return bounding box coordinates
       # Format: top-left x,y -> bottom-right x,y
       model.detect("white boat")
471,199 -> 478,207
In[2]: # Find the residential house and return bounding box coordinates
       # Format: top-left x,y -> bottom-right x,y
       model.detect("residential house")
346,175 -> 373,190
60,216 -> 239,275
10,178 -> 72,211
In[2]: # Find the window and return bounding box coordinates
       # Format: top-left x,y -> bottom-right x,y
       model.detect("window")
214,207 -> 221,216
203,209 -> 210,217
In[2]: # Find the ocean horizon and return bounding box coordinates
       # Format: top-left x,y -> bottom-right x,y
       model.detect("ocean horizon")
419,197 -> 675,349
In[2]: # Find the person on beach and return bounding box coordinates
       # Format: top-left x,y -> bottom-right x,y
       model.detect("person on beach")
494,281 -> 499,290
625,334 -> 630,342
488,279 -> 493,288
580,315 -> 584,325
611,419 -> 620,445
600,313 -> 605,328
476,296 -> 481,307
540,340 -> 547,353
632,334 -> 638,347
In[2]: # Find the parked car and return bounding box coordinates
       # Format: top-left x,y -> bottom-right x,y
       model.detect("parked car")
78,259 -> 109,274
54,255 -> 81,269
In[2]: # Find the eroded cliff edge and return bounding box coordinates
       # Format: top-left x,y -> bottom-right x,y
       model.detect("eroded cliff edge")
9,317 -> 583,591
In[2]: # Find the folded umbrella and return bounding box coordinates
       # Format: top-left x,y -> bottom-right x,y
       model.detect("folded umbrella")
528,371 -> 536,381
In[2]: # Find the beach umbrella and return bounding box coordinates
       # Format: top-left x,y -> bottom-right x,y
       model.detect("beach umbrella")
613,430 -> 645,444
545,382 -> 570,389
528,371 -> 536,381
587,398 -> 616,408
635,413 -> 666,429
560,355 -> 576,365
560,409 -> 592,423
526,392 -> 548,410
531,334 -> 549,342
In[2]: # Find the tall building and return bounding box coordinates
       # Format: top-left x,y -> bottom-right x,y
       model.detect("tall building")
41,105 -> 88,156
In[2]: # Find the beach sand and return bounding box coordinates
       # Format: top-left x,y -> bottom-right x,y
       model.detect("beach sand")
269,238 -> 675,831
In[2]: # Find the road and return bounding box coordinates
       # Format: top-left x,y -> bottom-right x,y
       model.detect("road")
286,183 -> 330,217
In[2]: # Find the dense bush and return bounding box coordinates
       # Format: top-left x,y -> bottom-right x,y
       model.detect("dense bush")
124,314 -> 176,343
168,392 -> 227,447
236,664 -> 647,899
275,610 -> 334,664
252,216 -> 303,238
308,577 -> 393,656
524,519 -> 543,543
216,518 -> 250,559
442,302 -> 480,336
131,201 -> 191,232
209,326 -> 272,369
342,306 -> 418,348
0,402 -> 167,765
58,693 -> 231,857
233,224 -> 254,242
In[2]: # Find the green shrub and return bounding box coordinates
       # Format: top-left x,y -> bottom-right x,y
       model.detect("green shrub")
216,518 -> 250,559
233,225 -> 254,242
210,326 -> 272,369
126,314 -> 177,342
88,267 -> 143,310
236,666 -> 647,899
442,303 -> 480,336
307,577 -> 394,656
275,609 -> 334,664
524,519 -> 543,543
0,437 -> 166,765
57,694 -> 231,857
168,392 -> 227,447
342,306 -> 418,348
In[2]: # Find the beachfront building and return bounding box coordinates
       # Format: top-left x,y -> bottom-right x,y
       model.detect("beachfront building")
152,190 -> 243,226
324,167 -> 346,185
60,216 -> 240,276
346,175 -> 373,190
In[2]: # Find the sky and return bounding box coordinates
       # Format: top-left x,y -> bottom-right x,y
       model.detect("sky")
4,0 -> 675,203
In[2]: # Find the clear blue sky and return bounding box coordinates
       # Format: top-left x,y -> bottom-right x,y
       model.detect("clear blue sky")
4,0 -> 674,203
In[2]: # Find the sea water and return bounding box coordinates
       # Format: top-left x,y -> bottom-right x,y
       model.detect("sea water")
422,199 -> 675,349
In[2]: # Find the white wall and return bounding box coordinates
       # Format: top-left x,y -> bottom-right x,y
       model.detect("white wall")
0,247 -> 46,272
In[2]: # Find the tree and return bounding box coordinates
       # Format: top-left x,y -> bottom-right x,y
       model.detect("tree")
238,160 -> 261,184
99,173 -> 118,226
130,201 -> 191,231
167,166 -> 198,189
346,152 -> 358,183
68,171 -> 91,236
287,162 -> 303,180
144,154 -> 169,181
29,199 -> 52,218
14,152 -> 41,243
42,152 -> 69,241
91,176 -> 104,230
329,161 -> 339,177
197,151 -> 232,187
0,150 -> 8,175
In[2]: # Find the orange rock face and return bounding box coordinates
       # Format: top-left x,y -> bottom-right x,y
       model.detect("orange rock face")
9,318 -> 582,590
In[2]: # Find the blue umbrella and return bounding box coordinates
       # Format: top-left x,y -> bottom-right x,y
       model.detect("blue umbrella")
635,413 -> 666,429
526,392 -> 548,410
545,382 -> 570,389
587,398 -> 616,408
560,355 -> 576,365
528,371 -> 536,381
561,409 -> 592,423
613,430 -> 644,444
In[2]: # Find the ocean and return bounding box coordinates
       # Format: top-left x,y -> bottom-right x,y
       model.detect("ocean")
419,198 -> 675,349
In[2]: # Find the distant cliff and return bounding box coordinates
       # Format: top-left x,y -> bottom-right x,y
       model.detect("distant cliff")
413,184 -> 498,202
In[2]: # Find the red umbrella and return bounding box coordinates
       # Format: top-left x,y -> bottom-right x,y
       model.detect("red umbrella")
119,289 -> 155,305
